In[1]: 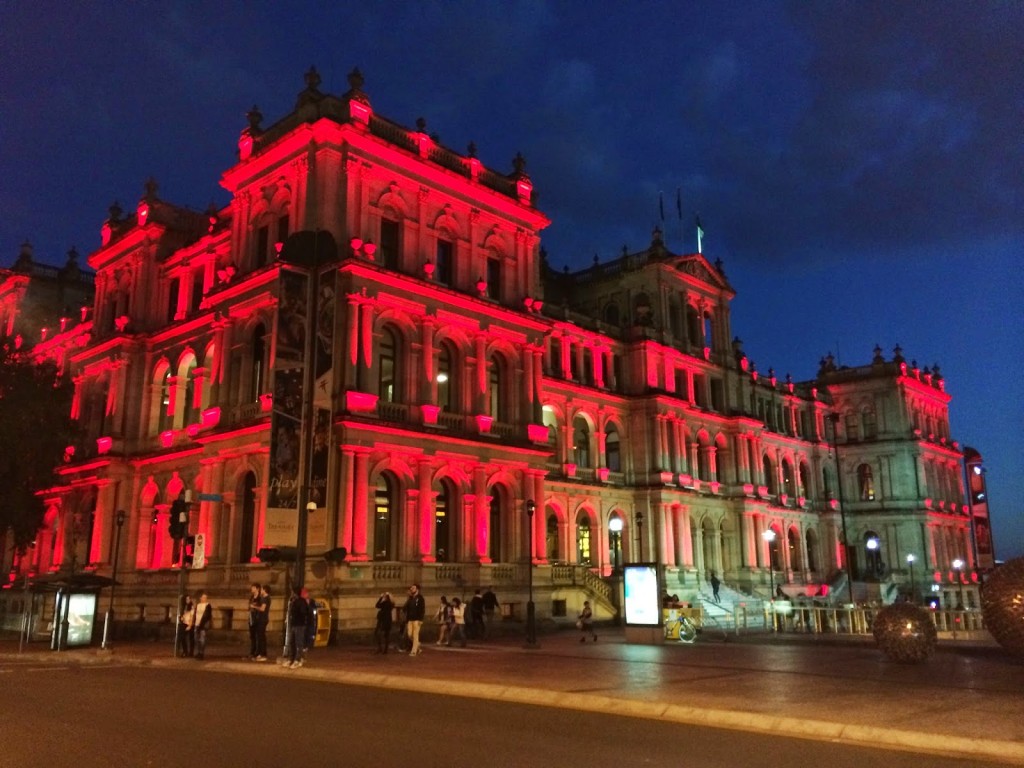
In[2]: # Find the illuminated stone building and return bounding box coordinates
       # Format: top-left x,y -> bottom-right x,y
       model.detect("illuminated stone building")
1,70 -> 983,634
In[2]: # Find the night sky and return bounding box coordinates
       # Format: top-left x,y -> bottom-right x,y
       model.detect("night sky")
1,2 -> 1020,558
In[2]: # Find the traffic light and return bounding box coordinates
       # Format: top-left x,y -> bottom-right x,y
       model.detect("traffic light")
168,499 -> 188,539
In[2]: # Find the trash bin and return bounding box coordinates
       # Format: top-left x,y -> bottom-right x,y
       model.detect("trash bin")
310,599 -> 332,647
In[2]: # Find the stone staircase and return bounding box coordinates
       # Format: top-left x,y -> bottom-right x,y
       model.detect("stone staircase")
696,582 -> 770,633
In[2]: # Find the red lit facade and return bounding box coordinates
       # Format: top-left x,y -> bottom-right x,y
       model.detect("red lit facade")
0,69 -> 984,632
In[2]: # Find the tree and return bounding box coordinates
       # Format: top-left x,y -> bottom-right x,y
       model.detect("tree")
0,340 -> 75,551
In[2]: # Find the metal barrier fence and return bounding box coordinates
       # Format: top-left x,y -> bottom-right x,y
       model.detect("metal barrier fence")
761,603 -> 986,635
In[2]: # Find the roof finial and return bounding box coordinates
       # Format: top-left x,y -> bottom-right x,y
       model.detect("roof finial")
246,105 -> 263,131
304,65 -> 322,92
143,177 -> 159,199
511,151 -> 529,179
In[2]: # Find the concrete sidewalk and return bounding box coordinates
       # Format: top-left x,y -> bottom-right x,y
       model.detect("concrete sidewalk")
4,629 -> 1022,764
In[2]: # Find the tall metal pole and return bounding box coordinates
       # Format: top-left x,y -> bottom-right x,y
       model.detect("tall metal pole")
636,512 -> 644,562
525,499 -> 538,648
906,554 -> 916,603
101,510 -> 126,650
827,413 -> 854,605
294,230 -> 325,592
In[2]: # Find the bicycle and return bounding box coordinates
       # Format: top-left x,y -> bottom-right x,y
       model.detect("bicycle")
663,609 -> 701,643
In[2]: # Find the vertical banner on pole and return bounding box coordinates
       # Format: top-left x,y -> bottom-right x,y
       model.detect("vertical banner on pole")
266,268 -> 309,547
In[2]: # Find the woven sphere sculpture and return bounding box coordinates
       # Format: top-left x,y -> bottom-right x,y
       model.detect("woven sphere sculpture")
872,602 -> 938,663
980,557 -> 1024,657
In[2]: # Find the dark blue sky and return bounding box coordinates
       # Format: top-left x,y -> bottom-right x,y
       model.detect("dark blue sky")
1,2 -> 1020,557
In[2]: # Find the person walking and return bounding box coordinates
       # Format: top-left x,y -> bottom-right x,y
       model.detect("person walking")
404,583 -> 426,656
710,570 -> 721,603
178,595 -> 195,658
254,585 -> 271,661
469,589 -> 485,639
434,595 -> 452,646
577,600 -> 597,643
193,593 -> 212,659
448,597 -> 467,647
286,588 -> 310,668
374,591 -> 394,654
246,583 -> 261,660
482,586 -> 500,625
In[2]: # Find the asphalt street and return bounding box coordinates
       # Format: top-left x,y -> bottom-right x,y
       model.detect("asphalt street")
0,659 -> 1012,768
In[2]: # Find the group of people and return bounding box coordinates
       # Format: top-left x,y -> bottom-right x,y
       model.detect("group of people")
180,582 -> 603,659
175,592 -> 213,659
372,584 -> 501,655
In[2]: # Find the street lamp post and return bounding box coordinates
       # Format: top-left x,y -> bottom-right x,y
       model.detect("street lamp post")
101,510 -> 127,650
524,499 -> 539,648
866,536 -> 879,579
635,511 -> 644,562
906,553 -> 916,603
827,413 -> 854,605
763,529 -> 777,631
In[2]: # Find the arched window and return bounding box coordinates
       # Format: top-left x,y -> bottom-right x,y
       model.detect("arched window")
434,480 -> 452,562
763,455 -> 776,494
857,463 -> 875,501
604,424 -> 621,473
781,460 -> 796,496
183,361 -> 199,426
249,324 -> 266,402
377,327 -> 399,404
787,528 -> 801,570
608,514 -> 624,570
767,526 -> 782,571
488,354 -> 505,420
488,490 -> 502,562
158,368 -> 173,433
546,514 -> 559,562
374,474 -> 396,560
437,342 -> 455,411
805,529 -> 819,572
573,417 -> 591,468
576,515 -> 592,565
239,472 -> 257,563
697,443 -> 711,481
799,462 -> 811,497
379,216 -> 401,270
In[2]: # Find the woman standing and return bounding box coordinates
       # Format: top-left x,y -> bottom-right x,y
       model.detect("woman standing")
178,595 -> 195,657
448,597 -> 467,647
434,595 -> 452,646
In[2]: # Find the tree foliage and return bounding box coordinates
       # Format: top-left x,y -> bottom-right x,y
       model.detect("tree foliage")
0,341 -> 75,550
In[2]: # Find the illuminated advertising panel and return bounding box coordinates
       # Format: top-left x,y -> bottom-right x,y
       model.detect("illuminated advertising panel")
623,564 -> 660,626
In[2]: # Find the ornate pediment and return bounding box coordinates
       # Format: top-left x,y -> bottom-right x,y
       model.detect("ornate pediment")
676,255 -> 726,289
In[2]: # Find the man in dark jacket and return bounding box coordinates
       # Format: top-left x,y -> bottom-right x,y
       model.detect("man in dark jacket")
403,583 -> 426,656
194,593 -> 213,659
287,588 -> 310,669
